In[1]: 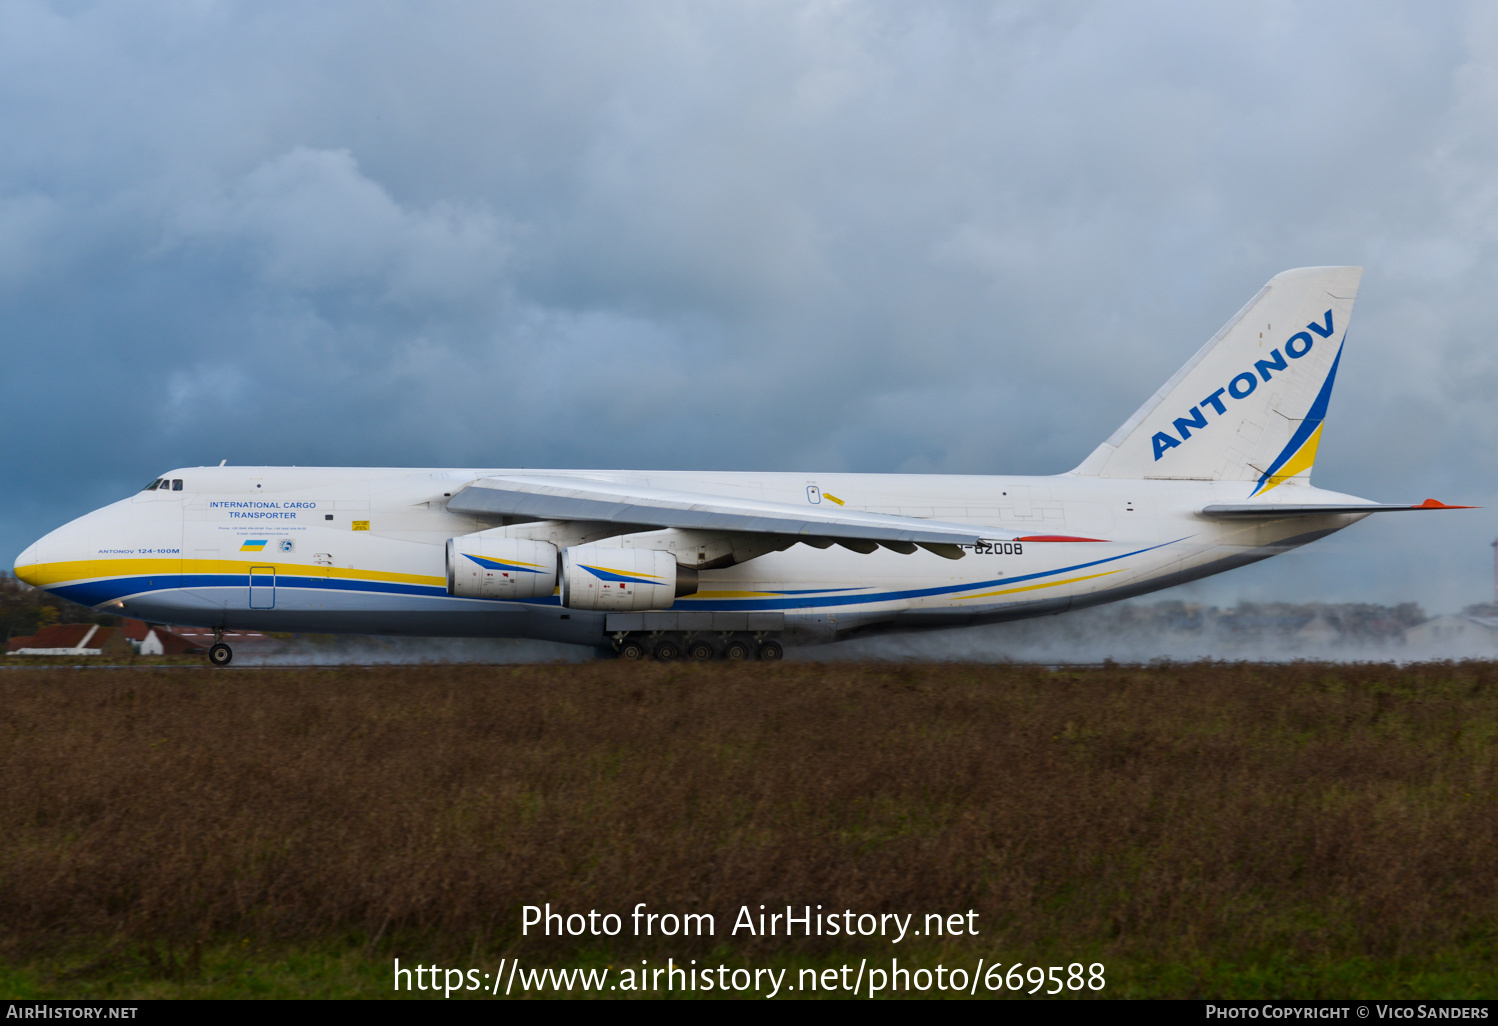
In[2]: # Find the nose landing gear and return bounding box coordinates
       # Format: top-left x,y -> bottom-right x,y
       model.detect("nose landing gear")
207,642 -> 233,667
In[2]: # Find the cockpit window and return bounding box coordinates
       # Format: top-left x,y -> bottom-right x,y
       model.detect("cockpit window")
172,479 -> 183,491
142,478 -> 162,491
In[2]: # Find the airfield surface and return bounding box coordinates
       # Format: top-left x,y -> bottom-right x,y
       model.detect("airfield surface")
1,661 -> 1494,999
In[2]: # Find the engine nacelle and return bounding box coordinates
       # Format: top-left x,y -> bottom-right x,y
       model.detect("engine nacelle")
560,545 -> 697,611
446,534 -> 558,599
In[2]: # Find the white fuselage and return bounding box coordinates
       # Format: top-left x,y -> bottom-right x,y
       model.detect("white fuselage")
14,465 -> 1369,649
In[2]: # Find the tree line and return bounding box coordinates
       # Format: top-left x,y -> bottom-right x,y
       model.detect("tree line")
0,573 -> 114,642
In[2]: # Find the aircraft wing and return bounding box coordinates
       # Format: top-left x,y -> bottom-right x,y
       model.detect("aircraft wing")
1199,499 -> 1474,518
447,475 -> 1011,553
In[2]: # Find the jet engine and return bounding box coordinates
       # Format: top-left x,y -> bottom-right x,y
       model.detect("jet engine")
446,534 -> 558,599
560,545 -> 699,611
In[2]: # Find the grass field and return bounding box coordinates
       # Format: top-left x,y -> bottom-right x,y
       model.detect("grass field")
2,660 -> 1495,999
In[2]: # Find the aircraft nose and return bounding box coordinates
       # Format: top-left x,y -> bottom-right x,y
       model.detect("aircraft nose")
14,537 -> 49,586
14,519 -> 79,587
15,495 -> 149,595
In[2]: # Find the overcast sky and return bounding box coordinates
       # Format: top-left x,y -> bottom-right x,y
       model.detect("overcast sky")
4,0 -> 1497,612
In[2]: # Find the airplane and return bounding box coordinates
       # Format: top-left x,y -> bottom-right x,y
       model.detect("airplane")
12,266 -> 1472,665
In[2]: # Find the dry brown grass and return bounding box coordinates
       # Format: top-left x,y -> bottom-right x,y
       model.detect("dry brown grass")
1,661 -> 1495,964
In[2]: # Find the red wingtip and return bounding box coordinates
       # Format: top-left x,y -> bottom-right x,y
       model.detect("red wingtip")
1418,499 -> 1479,509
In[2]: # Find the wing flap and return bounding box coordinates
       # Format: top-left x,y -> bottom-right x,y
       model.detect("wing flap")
448,475 -> 1010,547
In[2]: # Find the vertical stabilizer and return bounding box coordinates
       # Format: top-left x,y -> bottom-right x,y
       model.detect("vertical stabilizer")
1071,266 -> 1362,494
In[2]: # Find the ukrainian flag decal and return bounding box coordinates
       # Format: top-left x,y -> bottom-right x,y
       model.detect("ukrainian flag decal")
240,539 -> 269,552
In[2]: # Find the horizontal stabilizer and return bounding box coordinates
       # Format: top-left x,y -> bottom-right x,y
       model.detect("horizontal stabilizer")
449,475 -> 1011,548
1199,499 -> 1475,518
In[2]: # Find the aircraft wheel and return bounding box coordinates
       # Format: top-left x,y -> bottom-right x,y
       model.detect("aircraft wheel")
208,643 -> 233,667
757,640 -> 784,662
722,639 -> 751,661
688,640 -> 716,662
653,639 -> 680,662
617,640 -> 647,661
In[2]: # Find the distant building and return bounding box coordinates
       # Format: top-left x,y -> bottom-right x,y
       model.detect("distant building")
117,618 -> 205,656
1294,613 -> 1342,646
1403,613 -> 1498,654
5,619 -> 219,657
6,623 -> 133,657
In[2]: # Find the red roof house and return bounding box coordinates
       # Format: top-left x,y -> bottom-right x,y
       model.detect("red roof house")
6,623 -> 133,657
118,619 -> 205,655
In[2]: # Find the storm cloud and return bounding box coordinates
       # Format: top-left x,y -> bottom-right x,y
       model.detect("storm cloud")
4,1 -> 1497,610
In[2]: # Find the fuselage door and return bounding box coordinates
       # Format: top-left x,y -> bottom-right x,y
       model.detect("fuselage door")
249,566 -> 276,609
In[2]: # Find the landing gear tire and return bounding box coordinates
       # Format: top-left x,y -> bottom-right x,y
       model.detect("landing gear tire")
688,640 -> 716,662
722,639 -> 751,662
618,640 -> 647,661
757,640 -> 784,662
208,643 -> 233,667
653,639 -> 680,662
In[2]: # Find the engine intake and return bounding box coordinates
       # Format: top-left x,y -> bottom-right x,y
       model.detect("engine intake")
560,545 -> 697,611
446,535 -> 558,600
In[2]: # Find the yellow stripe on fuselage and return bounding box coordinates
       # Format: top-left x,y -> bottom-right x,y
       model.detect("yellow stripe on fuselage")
19,558 -> 1125,605
957,569 -> 1124,601
15,557 -> 445,589
18,558 -> 179,587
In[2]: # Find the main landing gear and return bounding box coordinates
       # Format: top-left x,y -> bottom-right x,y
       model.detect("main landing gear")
207,629 -> 233,667
613,632 -> 783,662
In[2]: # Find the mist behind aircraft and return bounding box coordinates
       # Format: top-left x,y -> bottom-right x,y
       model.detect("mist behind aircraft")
192,600 -> 1488,666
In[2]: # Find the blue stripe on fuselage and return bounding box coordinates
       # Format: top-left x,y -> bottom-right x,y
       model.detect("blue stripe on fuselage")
677,538 -> 1183,610
45,538 -> 1186,612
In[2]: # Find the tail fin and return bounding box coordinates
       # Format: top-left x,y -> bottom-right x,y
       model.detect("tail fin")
1072,266 -> 1362,495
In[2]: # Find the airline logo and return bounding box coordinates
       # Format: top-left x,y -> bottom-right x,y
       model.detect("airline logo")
1247,345 -> 1342,497
580,563 -> 666,586
1151,310 -> 1336,462
463,553 -> 548,574
240,539 -> 269,551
